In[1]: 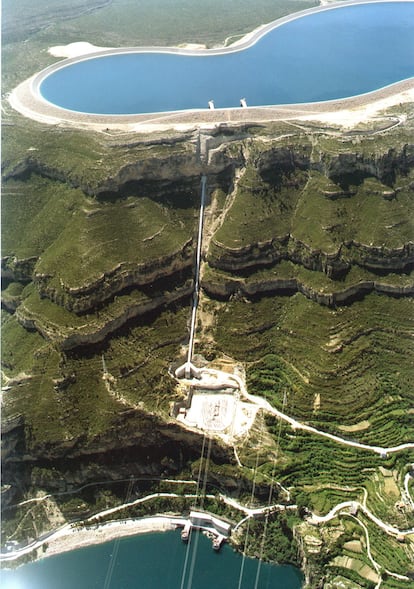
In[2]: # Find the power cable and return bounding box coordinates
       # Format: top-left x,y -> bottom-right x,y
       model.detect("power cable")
253,389 -> 286,589
185,436 -> 212,589
237,450 -> 260,589
102,478 -> 134,589
199,436 -> 212,510
179,433 -> 206,589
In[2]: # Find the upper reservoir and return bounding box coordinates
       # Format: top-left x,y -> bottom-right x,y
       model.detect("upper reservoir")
38,2 -> 414,115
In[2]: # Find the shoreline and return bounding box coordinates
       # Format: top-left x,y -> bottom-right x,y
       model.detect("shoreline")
9,73 -> 414,133
1,515 -> 186,567
8,0 -> 414,132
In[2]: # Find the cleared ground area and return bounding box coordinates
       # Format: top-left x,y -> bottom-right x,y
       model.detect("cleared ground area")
177,390 -> 257,435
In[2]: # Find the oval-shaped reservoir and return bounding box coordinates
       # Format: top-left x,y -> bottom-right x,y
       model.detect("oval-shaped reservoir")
39,1 -> 414,115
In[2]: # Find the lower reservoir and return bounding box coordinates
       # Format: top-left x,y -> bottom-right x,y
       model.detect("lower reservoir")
1,530 -> 303,588
37,1 -> 414,115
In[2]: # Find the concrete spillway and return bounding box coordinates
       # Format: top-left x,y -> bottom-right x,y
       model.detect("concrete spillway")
175,175 -> 207,380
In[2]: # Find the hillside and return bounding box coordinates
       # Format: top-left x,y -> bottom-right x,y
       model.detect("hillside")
2,111 -> 414,586
2,1 -> 414,587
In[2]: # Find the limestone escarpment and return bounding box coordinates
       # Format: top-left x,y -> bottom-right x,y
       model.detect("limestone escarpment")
34,243 -> 194,314
3,408 -> 230,465
2,116 -> 414,588
3,131 -> 413,352
3,134 -> 201,196
208,235 -> 414,276
205,138 -> 414,305
2,255 -> 38,283
2,160 -> 200,348
3,129 -> 238,200
16,279 -> 193,350
320,143 -> 414,187
202,271 -> 414,307
2,132 -> 240,326
1,407 -> 239,508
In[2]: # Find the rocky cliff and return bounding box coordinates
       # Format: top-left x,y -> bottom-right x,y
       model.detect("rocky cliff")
1,407 -> 241,510
4,127 -> 412,335
2,121 -> 414,583
204,137 -> 413,307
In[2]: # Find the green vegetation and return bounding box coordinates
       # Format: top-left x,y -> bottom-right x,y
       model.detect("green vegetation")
3,0 -> 319,50
99,305 -> 190,412
0,500 -> 56,545
204,259 -> 414,296
2,2 -> 414,587
2,328 -> 118,443
299,513 -> 413,588
2,0 -> 110,44
34,191 -> 195,291
264,419 -> 380,490
365,516 -> 413,576
1,300 -> 190,444
293,172 -> 414,251
241,422 -> 414,584
210,165 -> 414,264
2,313 -> 45,376
214,293 -> 414,441
235,513 -> 300,565
2,176 -> 86,259
2,116 -> 194,193
211,164 -> 307,249
2,120 -> 110,183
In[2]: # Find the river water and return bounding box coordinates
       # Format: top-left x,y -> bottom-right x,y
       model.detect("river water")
38,2 -> 414,114
1,530 -> 303,588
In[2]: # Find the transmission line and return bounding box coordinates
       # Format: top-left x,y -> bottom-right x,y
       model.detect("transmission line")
253,389 -> 287,589
237,449 -> 260,589
185,435 -> 213,589
179,433 -> 207,589
102,478 -> 134,589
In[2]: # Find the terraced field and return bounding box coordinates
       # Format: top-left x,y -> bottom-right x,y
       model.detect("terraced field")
204,128 -> 414,585
212,294 -> 413,442
2,0 -> 414,586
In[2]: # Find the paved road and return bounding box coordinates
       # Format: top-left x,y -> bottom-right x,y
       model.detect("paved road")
309,500 -> 414,536
231,373 -> 414,457
184,366 -> 414,456
404,471 -> 414,509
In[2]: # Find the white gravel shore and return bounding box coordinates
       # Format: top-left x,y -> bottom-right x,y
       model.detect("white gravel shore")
1,516 -> 186,565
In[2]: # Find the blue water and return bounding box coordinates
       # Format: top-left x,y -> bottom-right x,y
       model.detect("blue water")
39,2 -> 414,114
1,530 -> 303,588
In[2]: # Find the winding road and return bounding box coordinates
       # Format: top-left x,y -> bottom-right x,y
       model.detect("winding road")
309,500 -> 414,536
196,367 -> 414,457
